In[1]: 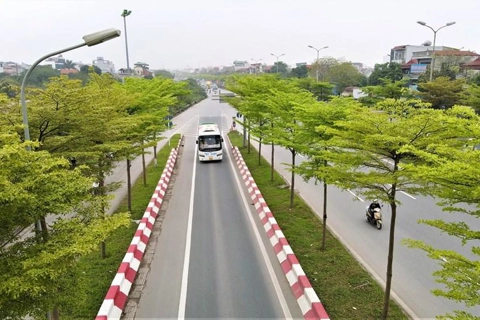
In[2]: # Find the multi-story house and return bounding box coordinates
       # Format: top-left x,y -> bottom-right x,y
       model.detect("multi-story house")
93,57 -> 116,74
390,45 -> 457,65
41,54 -> 66,69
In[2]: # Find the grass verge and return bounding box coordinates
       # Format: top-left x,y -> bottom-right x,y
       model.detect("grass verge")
228,132 -> 408,320
65,135 -> 181,319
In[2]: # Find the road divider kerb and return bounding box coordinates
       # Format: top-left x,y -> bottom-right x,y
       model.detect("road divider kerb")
227,135 -> 329,320
96,136 -> 183,320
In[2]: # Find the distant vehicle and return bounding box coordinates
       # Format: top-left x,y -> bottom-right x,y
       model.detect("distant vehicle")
196,123 -> 224,162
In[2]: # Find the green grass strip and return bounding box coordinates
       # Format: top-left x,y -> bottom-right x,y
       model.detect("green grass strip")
228,132 -> 408,320
65,135 -> 181,319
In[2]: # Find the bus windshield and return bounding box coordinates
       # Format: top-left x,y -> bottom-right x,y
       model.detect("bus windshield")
198,135 -> 222,152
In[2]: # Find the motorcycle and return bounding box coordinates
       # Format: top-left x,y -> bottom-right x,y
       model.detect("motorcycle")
366,206 -> 383,230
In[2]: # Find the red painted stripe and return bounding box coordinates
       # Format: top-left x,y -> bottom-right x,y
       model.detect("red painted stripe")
291,281 -> 303,299
124,265 -> 137,283
95,316 -> 107,320
266,227 -> 275,238
113,290 -> 128,309
312,302 -> 329,320
298,275 -> 313,289
105,285 -> 120,299
287,254 -> 300,266
273,238 -> 289,254
281,258 -> 293,274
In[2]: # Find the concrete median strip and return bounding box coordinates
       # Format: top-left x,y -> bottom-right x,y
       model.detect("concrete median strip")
228,137 -> 330,320
96,137 -> 182,320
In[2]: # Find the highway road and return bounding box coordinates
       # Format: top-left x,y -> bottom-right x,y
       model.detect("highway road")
216,95 -> 479,319
133,98 -> 303,318
115,91 -> 478,318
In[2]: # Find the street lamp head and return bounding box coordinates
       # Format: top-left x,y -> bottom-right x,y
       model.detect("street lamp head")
121,9 -> 132,17
446,21 -> 456,26
83,28 -> 121,47
308,45 -> 314,49
322,46 -> 329,49
417,21 -> 426,26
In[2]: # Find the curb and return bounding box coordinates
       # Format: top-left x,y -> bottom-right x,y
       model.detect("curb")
228,136 -> 329,320
96,137 -> 182,320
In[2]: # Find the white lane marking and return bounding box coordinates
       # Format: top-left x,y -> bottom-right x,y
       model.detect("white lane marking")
227,149 -> 293,319
400,191 -> 416,200
385,183 -> 417,200
347,189 -> 364,202
177,119 -> 199,319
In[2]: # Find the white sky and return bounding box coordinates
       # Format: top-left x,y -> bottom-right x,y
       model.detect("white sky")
2,0 -> 479,70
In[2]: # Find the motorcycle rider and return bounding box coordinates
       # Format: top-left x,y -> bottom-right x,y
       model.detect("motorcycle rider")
368,199 -> 381,218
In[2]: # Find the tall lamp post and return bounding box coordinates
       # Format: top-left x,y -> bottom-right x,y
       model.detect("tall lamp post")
417,21 -> 456,81
307,45 -> 328,81
121,9 -> 132,74
21,28 -> 121,145
20,28 -> 121,234
270,53 -> 285,73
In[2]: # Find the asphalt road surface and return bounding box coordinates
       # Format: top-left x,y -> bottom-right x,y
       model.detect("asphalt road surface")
134,97 -> 303,319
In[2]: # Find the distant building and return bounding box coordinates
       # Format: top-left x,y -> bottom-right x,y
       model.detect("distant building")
233,60 -> 250,71
0,61 -> 27,75
93,57 -> 116,74
133,62 -> 151,77
41,54 -> 66,70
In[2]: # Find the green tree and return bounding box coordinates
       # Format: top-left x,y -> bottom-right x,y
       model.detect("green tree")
290,65 -> 308,78
295,97 -> 351,249
310,57 -> 339,82
418,76 -> 465,109
368,62 -> 403,86
269,61 -> 288,76
294,77 -> 333,101
321,99 -> 468,318
63,59 -> 76,69
325,62 -> 365,94
0,129 -> 131,319
80,64 -> 102,75
265,84 -> 319,208
461,83 -> 480,114
19,65 -> 60,87
154,69 -> 175,79
359,79 -> 411,106
401,107 -> 480,319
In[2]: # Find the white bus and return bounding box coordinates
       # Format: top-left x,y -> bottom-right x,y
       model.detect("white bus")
196,123 -> 224,161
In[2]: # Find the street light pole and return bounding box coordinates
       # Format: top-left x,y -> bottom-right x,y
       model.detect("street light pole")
417,21 -> 456,81
121,9 -> 132,75
19,28 -> 120,236
20,29 -> 121,146
270,53 -> 285,74
308,45 -> 328,81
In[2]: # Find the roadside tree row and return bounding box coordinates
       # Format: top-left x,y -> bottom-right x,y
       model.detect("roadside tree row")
226,74 -> 480,320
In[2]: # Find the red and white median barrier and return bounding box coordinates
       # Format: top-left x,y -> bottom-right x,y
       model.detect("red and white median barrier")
96,139 -> 181,320
230,142 -> 330,320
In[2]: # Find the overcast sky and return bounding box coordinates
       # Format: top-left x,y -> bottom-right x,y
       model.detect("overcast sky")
2,0 -> 479,71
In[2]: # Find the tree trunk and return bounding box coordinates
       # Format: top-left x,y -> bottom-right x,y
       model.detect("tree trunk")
127,159 -> 132,212
382,190 -> 397,319
52,307 -> 59,320
271,141 -> 275,182
270,122 -> 275,181
258,137 -> 262,166
321,181 -> 327,251
243,117 -> 247,148
40,216 -> 48,242
153,132 -> 158,167
142,152 -> 146,187
289,150 -> 295,208
247,119 -> 251,154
